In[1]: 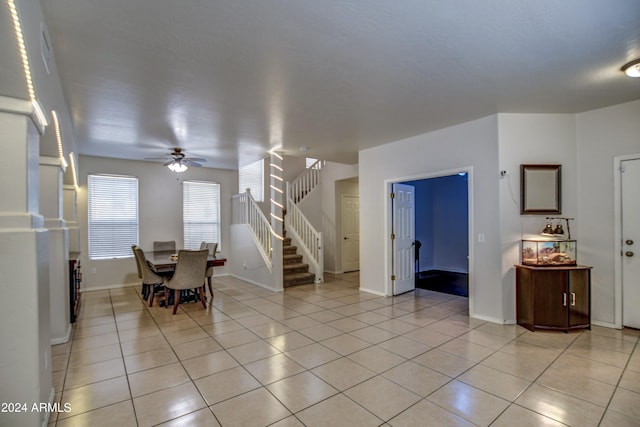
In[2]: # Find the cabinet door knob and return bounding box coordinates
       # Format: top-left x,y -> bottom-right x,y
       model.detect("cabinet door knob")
626,239 -> 634,245
563,292 -> 567,306
625,251 -> 634,257
571,292 -> 576,306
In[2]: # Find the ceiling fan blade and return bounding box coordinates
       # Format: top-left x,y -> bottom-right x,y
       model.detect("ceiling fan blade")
144,157 -> 171,160
186,157 -> 206,162
163,160 -> 175,166
182,159 -> 202,167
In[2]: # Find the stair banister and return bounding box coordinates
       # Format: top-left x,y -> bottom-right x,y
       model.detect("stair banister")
285,182 -> 323,283
288,159 -> 325,203
244,189 -> 273,270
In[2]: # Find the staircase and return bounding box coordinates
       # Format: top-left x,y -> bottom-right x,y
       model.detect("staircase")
283,235 -> 316,287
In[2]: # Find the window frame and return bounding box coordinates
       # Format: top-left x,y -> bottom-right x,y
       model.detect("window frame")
238,158 -> 264,202
87,173 -> 139,260
183,180 -> 221,250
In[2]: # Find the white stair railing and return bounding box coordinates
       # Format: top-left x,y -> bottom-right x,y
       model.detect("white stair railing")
233,190 -> 273,269
286,187 -> 323,283
288,159 -> 325,203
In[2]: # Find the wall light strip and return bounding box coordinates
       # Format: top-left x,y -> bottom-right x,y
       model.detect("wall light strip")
68,152 -> 79,189
270,213 -> 283,222
7,0 -> 47,127
51,110 -> 68,169
270,174 -> 283,182
270,163 -> 283,172
270,185 -> 283,194
8,0 -> 35,100
270,228 -> 284,241
270,199 -> 284,209
271,152 -> 283,161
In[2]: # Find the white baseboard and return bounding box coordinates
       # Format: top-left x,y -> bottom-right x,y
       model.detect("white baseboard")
80,282 -> 138,292
42,387 -> 55,427
228,274 -> 283,293
469,312 -> 509,325
591,320 -> 618,329
358,286 -> 386,297
50,324 -> 72,345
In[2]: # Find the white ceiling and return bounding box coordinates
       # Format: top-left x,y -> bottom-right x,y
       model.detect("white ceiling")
38,0 -> 640,169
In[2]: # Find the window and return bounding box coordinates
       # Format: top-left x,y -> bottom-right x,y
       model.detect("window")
238,158 -> 264,201
88,174 -> 138,259
183,181 -> 221,250
306,157 -> 319,168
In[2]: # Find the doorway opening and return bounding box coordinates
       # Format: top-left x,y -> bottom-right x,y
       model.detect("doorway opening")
404,173 -> 469,297
387,168 -> 473,302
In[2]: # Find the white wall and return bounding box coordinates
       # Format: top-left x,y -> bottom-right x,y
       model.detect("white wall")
576,99 -> 640,326
229,224 -> 279,291
78,155 -> 236,290
359,115 -> 503,321
321,163 -> 359,274
497,113 -> 578,322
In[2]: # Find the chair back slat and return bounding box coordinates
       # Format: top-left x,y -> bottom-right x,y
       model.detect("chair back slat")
154,240 -> 176,252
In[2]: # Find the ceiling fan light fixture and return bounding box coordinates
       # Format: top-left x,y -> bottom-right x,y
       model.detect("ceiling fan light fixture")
622,59 -> 640,78
168,162 -> 187,173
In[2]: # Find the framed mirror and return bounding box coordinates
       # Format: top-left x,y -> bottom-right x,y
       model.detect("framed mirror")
520,164 -> 561,214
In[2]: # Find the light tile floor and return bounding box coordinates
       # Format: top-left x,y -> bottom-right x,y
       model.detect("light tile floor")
49,273 -> 640,426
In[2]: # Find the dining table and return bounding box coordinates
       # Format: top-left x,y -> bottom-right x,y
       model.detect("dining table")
146,250 -> 226,274
145,250 -> 227,307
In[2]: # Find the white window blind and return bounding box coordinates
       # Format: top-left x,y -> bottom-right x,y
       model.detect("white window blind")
183,181 -> 220,250
238,158 -> 264,201
88,174 -> 139,260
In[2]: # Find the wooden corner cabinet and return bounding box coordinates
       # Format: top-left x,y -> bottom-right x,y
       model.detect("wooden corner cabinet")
515,264 -> 591,332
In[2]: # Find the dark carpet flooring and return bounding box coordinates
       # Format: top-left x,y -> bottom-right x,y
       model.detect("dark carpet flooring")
415,269 -> 469,297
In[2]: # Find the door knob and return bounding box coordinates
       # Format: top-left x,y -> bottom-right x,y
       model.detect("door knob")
626,239 -> 634,245
625,251 -> 634,257
344,237 -> 348,240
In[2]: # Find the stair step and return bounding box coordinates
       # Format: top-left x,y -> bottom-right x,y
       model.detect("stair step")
283,263 -> 310,274
283,237 -> 292,246
283,245 -> 298,255
284,272 -> 316,287
283,254 -> 303,265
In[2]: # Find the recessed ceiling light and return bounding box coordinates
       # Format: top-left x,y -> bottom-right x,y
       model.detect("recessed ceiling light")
299,146 -> 310,152
621,59 -> 640,78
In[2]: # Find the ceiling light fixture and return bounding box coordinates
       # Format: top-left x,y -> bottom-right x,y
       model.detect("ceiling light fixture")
621,59 -> 640,78
168,162 -> 187,173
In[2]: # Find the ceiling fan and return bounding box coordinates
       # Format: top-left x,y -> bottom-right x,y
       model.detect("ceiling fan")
145,147 -> 206,172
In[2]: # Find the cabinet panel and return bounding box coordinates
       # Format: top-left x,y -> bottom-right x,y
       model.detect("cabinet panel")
533,270 -> 568,329
569,269 -> 590,328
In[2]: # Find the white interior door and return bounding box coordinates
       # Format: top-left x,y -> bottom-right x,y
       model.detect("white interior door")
342,195 -> 360,272
622,158 -> 640,328
392,183 -> 415,295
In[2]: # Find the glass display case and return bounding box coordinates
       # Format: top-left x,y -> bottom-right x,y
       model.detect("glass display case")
521,239 -> 577,266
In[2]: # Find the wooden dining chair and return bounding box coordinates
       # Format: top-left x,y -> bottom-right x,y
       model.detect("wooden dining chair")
163,249 -> 208,314
133,247 -> 166,307
199,241 -> 218,299
153,240 -> 176,252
